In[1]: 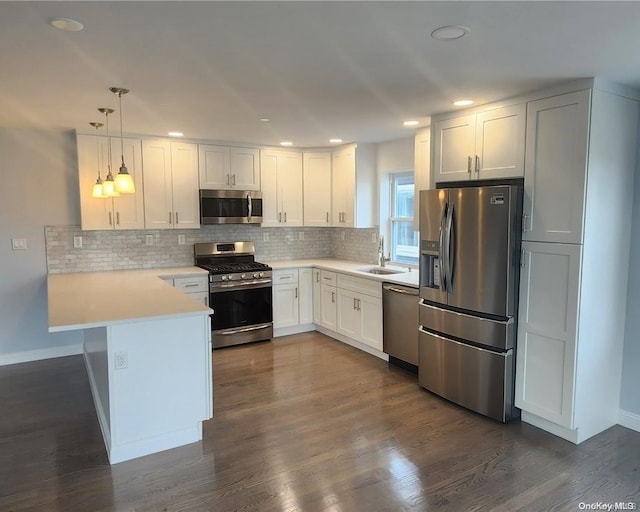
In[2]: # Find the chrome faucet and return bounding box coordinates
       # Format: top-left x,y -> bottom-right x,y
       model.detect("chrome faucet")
378,236 -> 390,267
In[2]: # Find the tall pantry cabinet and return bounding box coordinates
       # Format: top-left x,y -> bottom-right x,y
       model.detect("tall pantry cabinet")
515,84 -> 639,443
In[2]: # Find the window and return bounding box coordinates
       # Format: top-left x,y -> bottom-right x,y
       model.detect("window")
390,172 -> 418,265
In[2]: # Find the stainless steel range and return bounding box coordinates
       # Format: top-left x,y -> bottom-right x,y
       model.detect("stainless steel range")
194,241 -> 273,349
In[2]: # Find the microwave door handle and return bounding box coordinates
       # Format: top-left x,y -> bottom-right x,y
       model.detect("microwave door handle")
438,202 -> 447,292
247,194 -> 252,218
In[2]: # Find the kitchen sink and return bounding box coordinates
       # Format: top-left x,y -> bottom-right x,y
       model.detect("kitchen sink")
357,267 -> 406,275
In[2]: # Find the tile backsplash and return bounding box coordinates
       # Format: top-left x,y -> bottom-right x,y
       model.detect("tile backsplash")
45,225 -> 379,273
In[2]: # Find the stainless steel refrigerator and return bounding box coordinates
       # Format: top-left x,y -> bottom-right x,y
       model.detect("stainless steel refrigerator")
418,183 -> 522,422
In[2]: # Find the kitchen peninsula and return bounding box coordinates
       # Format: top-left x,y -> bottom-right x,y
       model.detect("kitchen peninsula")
47,267 -> 213,464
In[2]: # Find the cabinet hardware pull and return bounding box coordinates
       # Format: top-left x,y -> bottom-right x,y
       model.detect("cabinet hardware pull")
326,212 -> 329,223
109,212 -> 112,226
169,211 -> 172,224
353,297 -> 357,310
522,213 -> 528,233
284,212 -> 287,223
185,283 -> 199,288
357,299 -> 361,311
467,156 -> 472,175
232,174 -> 236,186
175,211 -> 179,224
521,249 -> 526,267
475,155 -> 480,174
332,291 -> 335,303
279,212 -> 282,223
295,287 -> 298,299
226,174 -> 230,186
316,273 -> 320,283
116,212 -> 120,226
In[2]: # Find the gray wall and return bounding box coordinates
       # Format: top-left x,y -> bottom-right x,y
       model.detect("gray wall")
621,148 -> 640,416
0,129 -> 83,357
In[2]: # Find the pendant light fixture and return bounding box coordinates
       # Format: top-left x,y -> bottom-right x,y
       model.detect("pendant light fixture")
89,121 -> 106,198
98,107 -> 119,197
110,87 -> 135,194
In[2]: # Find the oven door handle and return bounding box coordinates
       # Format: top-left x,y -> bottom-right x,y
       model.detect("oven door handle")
210,280 -> 272,292
216,323 -> 273,336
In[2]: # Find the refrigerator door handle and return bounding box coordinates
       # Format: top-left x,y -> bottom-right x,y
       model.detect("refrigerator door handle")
444,201 -> 455,291
438,202 -> 448,292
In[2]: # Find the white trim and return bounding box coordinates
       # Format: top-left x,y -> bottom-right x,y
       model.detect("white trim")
315,325 -> 389,362
521,411 -> 579,444
0,344 -> 82,366
273,323 -> 315,338
618,409 -> 640,433
83,349 -> 111,457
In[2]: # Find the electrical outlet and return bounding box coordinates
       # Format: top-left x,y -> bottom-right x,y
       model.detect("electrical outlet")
73,236 -> 83,249
341,231 -> 345,240
178,234 -> 186,245
11,238 -> 27,250
114,351 -> 128,370
263,232 -> 269,242
145,234 -> 153,246
298,231 -> 304,240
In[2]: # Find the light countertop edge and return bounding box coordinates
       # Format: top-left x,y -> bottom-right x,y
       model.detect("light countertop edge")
47,266 -> 212,333
266,259 -> 419,288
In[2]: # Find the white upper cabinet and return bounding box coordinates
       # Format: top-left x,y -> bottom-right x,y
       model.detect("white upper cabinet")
143,140 -> 200,229
198,144 -> 260,190
331,143 -> 376,228
303,151 -> 332,226
523,90 -> 590,244
433,103 -> 525,183
77,134 -> 145,231
260,149 -> 303,227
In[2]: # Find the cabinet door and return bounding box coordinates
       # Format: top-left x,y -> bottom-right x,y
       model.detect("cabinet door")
230,147 -> 260,190
198,145 -> 230,189
273,283 -> 299,329
279,151 -> 303,227
523,90 -> 590,244
336,288 -> 359,339
77,134 -> 115,230
186,291 -> 209,307
260,150 -> 280,227
312,269 -> 322,324
303,152 -> 332,226
143,140 -> 173,229
320,284 -> 337,330
515,241 -> 581,429
298,268 -> 313,325
476,104 -> 525,179
331,147 -> 355,226
433,114 -> 476,183
171,142 -> 200,229
112,138 -> 145,230
358,294 -> 383,351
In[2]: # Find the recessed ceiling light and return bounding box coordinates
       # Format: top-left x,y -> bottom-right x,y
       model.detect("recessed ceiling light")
259,118 -> 270,122
453,99 -> 474,107
329,138 -> 343,144
403,120 -> 419,127
431,25 -> 470,41
168,131 -> 184,137
280,141 -> 293,147
49,17 -> 84,32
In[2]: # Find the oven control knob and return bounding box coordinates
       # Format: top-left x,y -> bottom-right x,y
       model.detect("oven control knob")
221,275 -> 228,281
253,272 -> 259,278
259,272 -> 265,278
241,273 -> 246,279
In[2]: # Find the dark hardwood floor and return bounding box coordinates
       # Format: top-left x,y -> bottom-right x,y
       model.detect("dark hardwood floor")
1,332 -> 638,511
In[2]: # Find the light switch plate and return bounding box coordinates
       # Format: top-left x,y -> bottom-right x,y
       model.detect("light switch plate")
263,232 -> 269,242
178,234 -> 186,245
145,234 -> 153,246
73,236 -> 83,248
11,238 -> 27,250
298,231 -> 304,240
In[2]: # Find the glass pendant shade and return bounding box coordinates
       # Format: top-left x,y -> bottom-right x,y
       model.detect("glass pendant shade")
103,174 -> 119,197
91,179 -> 104,198
114,165 -> 135,193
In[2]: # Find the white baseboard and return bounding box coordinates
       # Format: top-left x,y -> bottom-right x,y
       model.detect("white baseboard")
618,409 -> 640,433
273,323 -> 315,338
0,344 -> 83,366
315,325 -> 388,362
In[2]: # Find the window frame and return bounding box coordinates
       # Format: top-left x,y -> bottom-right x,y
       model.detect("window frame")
389,171 -> 418,266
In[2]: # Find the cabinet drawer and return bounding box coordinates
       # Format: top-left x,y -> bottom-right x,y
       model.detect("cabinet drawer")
173,276 -> 208,293
273,268 -> 299,285
337,273 -> 382,298
319,270 -> 337,286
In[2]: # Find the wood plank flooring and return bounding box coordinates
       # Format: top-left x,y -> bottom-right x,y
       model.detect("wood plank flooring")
0,332 -> 638,511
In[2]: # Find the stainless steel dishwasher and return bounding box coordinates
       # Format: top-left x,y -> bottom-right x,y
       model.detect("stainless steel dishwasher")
382,283 -> 419,368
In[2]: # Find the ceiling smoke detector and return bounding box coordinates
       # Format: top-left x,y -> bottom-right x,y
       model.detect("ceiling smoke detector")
49,17 -> 84,32
431,25 -> 470,41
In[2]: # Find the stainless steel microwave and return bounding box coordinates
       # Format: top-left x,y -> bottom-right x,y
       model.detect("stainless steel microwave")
199,190 -> 263,224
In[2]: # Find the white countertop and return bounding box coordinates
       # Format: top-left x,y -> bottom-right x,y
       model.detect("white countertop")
48,267 -> 211,333
266,259 -> 419,288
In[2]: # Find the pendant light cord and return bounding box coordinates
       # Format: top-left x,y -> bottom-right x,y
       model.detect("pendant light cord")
118,92 -> 125,166
105,111 -> 113,177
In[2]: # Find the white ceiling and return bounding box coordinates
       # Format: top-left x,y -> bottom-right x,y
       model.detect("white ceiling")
2,1 -> 640,148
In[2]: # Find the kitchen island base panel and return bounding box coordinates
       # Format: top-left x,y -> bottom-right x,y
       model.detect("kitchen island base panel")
83,316 -> 212,464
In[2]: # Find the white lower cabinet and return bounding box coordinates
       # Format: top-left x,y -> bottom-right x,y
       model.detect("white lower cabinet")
170,276 -> 209,307
515,242 -> 581,430
320,284 -> 337,331
272,268 -> 314,334
335,274 -> 383,352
